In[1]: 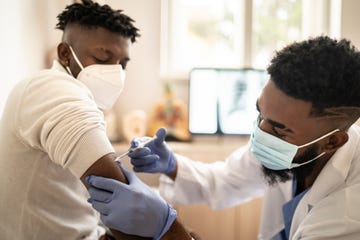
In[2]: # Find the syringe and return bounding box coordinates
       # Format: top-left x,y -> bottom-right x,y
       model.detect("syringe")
115,136 -> 153,162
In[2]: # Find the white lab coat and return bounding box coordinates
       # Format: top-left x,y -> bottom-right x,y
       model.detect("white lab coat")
159,125 -> 360,239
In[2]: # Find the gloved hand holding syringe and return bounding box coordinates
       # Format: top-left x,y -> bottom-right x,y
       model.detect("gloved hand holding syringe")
115,136 -> 153,162
116,128 -> 176,174
115,128 -> 177,174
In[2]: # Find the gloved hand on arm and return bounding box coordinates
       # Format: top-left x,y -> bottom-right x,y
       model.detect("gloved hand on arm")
129,128 -> 176,175
86,163 -> 177,240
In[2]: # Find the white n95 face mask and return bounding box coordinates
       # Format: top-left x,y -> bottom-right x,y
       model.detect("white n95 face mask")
66,45 -> 126,110
250,118 -> 339,170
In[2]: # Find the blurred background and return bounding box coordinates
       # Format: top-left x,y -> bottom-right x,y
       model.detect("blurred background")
1,0 -> 359,140
1,1 -> 359,239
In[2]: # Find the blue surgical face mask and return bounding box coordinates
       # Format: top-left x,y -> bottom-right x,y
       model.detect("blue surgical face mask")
250,119 -> 339,170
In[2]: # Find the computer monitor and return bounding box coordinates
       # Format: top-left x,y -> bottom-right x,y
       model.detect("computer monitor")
188,68 -> 269,135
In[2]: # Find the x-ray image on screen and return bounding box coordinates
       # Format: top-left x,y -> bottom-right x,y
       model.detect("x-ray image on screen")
189,68 -> 268,135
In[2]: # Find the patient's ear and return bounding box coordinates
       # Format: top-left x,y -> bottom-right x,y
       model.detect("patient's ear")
57,42 -> 71,67
323,131 -> 348,152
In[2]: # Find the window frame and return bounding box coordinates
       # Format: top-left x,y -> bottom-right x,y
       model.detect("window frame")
160,0 -> 341,80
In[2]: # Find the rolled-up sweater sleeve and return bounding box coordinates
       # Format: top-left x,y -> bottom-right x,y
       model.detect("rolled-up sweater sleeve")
16,71 -> 114,178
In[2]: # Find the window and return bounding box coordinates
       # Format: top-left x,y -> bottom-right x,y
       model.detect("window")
252,0 -> 302,68
161,0 -> 245,77
161,0 -> 340,78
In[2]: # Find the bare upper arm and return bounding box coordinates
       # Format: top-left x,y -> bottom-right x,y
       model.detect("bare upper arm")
80,153 -> 155,240
80,152 -> 128,188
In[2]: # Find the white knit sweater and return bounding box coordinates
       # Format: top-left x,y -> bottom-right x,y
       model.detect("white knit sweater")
0,61 -> 114,239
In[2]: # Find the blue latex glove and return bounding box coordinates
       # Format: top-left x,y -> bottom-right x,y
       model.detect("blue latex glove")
87,164 -> 177,240
129,128 -> 176,174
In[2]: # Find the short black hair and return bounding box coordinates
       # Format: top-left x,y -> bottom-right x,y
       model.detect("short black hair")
267,36 -> 360,116
56,0 -> 140,43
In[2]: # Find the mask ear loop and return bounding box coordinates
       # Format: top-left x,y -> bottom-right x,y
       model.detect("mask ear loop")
290,129 -> 340,169
298,129 -> 340,148
65,66 -> 74,77
65,45 -> 84,77
290,152 -> 326,168
68,46 -> 84,70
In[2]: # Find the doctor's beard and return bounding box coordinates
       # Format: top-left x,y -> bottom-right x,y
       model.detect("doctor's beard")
261,146 -> 319,186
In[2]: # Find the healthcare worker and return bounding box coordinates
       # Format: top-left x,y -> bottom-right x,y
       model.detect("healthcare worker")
0,1 -> 182,240
87,36 -> 360,239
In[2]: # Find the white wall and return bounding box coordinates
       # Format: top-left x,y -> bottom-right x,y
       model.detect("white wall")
341,0 -> 360,49
0,0 -> 69,115
0,0 -> 23,115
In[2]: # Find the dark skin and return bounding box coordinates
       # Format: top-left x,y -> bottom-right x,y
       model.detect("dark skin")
57,24 -> 192,240
257,79 -> 349,191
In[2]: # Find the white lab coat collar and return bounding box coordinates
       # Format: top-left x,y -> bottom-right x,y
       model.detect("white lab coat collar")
289,125 -> 359,238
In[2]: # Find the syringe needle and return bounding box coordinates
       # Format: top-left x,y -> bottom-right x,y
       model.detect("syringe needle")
114,136 -> 154,163
115,151 -> 130,162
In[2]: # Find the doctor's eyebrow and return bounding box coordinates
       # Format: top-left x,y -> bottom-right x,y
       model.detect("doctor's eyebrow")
255,100 -> 293,132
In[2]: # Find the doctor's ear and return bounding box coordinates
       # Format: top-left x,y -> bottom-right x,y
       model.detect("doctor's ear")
57,42 -> 71,67
323,131 -> 348,153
